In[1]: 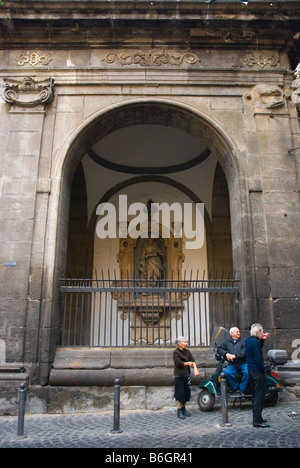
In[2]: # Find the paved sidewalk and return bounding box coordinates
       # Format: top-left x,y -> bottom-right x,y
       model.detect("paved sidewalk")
0,401 -> 299,449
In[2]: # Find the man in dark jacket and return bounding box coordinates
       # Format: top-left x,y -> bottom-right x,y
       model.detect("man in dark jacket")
217,327 -> 249,394
245,323 -> 270,428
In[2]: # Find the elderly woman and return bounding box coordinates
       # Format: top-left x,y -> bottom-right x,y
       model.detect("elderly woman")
173,337 -> 199,419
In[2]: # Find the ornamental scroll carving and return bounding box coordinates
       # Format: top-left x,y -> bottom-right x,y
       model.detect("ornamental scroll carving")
2,77 -> 54,108
15,52 -> 53,67
102,50 -> 200,67
243,53 -> 279,68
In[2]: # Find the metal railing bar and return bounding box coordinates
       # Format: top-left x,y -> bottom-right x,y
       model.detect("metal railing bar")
59,277 -> 240,348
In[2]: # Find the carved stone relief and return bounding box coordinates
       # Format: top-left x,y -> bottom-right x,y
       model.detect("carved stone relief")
221,30 -> 256,43
244,84 -> 285,111
116,228 -> 185,282
101,49 -> 280,71
243,52 -> 279,68
291,63 -> 300,111
15,52 -> 53,67
102,50 -> 200,67
9,49 -> 281,72
2,77 -> 54,107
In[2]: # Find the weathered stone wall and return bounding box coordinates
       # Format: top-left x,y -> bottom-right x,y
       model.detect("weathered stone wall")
1,349 -> 299,415
0,1 -> 299,412
49,348 -> 216,386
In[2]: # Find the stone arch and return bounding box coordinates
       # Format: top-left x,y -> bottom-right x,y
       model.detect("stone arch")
56,98 -> 242,184
41,98 -> 252,381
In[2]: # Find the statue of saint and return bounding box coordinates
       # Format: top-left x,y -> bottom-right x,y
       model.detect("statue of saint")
139,238 -> 164,283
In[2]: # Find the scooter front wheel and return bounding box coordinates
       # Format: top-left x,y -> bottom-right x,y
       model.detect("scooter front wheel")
198,389 -> 215,411
264,391 -> 278,407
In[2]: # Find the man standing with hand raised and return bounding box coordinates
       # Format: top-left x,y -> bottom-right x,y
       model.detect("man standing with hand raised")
245,323 -> 270,428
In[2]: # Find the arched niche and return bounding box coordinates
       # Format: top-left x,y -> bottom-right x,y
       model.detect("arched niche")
41,98 -> 250,382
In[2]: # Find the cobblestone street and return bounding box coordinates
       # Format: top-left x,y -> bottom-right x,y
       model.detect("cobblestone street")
0,401 -> 299,449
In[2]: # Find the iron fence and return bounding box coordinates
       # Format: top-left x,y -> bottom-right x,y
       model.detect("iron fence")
59,277 -> 239,347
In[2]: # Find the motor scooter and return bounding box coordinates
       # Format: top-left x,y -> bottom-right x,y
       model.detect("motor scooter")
198,327 -> 288,412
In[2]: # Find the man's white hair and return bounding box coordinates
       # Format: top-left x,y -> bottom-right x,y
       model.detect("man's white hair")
229,327 -> 239,335
250,323 -> 263,337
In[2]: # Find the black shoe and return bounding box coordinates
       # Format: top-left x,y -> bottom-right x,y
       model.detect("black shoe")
177,409 -> 185,420
182,407 -> 191,417
253,422 -> 270,428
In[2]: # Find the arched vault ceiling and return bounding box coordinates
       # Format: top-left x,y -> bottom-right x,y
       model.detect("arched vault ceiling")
79,103 -> 219,222
89,125 -> 210,174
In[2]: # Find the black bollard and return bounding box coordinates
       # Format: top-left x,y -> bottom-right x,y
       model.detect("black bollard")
219,372 -> 232,427
17,382 -> 28,439
110,378 -> 123,434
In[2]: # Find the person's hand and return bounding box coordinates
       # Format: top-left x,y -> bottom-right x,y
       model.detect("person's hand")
194,369 -> 200,377
226,353 -> 236,361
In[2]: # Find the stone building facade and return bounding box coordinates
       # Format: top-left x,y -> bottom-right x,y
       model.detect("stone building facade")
0,1 -> 299,412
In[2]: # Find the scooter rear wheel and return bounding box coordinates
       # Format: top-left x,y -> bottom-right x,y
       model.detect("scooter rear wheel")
198,389 -> 215,411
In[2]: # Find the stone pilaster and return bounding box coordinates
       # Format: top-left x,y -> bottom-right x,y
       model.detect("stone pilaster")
0,77 -> 54,367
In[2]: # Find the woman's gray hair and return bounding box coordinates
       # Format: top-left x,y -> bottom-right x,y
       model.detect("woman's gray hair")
250,323 -> 263,337
176,336 -> 187,344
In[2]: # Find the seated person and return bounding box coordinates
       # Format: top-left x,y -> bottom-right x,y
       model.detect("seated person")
217,327 -> 249,395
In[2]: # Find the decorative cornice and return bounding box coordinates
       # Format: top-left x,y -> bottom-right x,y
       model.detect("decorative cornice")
2,77 -> 54,107
1,2 -> 298,52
